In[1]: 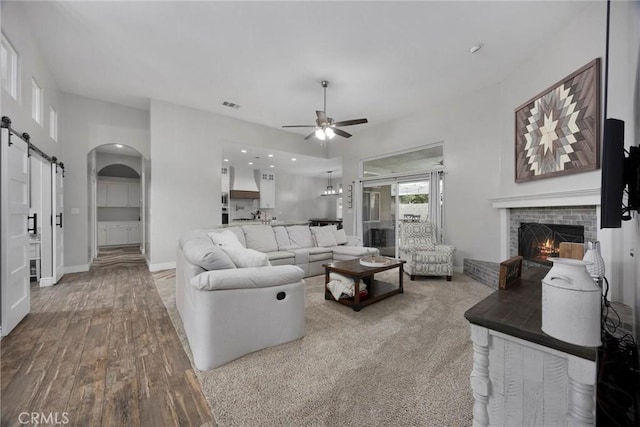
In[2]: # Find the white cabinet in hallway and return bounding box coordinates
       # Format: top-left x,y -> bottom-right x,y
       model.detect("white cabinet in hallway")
97,179 -> 141,207
98,221 -> 141,246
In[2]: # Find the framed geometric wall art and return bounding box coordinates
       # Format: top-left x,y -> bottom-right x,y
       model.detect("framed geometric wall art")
514,58 -> 600,183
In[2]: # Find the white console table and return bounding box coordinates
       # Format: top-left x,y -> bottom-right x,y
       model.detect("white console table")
465,268 -> 597,427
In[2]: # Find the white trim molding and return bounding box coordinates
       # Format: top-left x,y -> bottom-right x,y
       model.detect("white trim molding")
64,264 -> 90,274
39,276 -> 54,287
148,261 -> 176,272
490,188 -> 600,209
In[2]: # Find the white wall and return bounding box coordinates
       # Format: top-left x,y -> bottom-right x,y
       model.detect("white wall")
60,94 -> 149,270
334,2 -> 611,271
148,100 -> 332,268
1,2 -> 62,159
96,152 -> 142,175
275,173 -> 337,221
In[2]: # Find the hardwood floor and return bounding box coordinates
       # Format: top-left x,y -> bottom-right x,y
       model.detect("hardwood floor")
1,248 -> 214,427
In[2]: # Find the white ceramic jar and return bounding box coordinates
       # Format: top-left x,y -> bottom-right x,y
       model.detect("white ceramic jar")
541,257 -> 602,347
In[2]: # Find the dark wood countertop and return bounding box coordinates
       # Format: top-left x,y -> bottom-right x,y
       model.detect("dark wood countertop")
464,267 -> 598,361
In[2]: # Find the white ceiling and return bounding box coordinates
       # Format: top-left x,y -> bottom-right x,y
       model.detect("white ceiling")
14,0 -> 594,176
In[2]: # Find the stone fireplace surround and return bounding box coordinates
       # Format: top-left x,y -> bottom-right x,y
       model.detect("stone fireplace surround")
464,188 -> 608,289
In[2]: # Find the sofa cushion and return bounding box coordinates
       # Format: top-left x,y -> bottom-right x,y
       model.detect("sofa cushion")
265,251 -> 295,262
273,226 -> 291,249
310,226 -> 338,247
182,236 -> 236,271
190,265 -> 305,291
287,225 -> 314,248
242,225 -> 279,253
209,230 -> 270,268
307,247 -> 333,262
330,245 -> 379,257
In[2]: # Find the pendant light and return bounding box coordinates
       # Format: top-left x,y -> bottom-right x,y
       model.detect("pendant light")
321,171 -> 337,196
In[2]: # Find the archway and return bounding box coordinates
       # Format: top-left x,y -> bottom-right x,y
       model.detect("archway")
88,144 -> 147,261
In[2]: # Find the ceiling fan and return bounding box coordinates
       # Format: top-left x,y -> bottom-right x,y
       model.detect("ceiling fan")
282,81 -> 368,141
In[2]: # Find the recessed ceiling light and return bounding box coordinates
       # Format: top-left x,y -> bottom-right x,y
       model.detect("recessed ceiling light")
223,158 -> 229,162
114,144 -> 123,148
241,149 -> 247,153
268,154 -> 274,158
248,161 -> 253,165
291,158 -> 297,161
270,165 -> 275,168
469,43 -> 483,54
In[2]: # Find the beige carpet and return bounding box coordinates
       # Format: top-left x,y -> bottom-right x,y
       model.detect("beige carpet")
153,270 -> 493,427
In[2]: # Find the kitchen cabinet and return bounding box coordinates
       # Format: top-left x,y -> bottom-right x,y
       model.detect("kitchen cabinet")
221,167 -> 230,193
128,183 -> 141,207
98,223 -> 108,246
97,182 -> 108,206
98,221 -> 141,246
97,179 -> 141,207
127,222 -> 141,244
258,170 -> 276,209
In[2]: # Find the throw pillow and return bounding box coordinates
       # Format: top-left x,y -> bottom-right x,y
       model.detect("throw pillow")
209,230 -> 244,248
183,237 -> 236,270
208,230 -> 270,268
333,229 -> 349,245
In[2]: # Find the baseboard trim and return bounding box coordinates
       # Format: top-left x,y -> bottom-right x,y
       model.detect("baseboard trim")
148,261 -> 176,272
64,264 -> 90,274
39,276 -> 54,287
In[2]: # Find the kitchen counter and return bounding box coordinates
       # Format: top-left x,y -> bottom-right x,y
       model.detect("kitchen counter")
225,220 -> 311,227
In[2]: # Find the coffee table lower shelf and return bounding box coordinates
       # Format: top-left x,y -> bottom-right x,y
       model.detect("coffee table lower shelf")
324,279 -> 400,311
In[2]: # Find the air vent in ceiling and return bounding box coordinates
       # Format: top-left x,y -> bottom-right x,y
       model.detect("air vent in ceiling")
222,101 -> 241,109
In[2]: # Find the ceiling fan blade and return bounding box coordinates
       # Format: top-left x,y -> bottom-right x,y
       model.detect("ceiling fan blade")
333,128 -> 352,138
304,131 -> 317,140
332,118 -> 368,127
316,110 -> 328,124
282,125 -> 317,128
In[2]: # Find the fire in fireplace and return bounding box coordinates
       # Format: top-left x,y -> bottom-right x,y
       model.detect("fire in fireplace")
518,223 -> 584,266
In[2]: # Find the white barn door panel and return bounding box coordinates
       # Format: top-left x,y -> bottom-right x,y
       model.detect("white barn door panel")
1,128 -> 30,337
52,164 -> 64,283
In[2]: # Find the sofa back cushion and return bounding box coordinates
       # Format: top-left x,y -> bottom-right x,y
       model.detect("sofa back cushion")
273,226 -> 292,249
310,226 -> 338,248
286,225 -> 314,248
242,225 -> 279,253
182,235 -> 236,271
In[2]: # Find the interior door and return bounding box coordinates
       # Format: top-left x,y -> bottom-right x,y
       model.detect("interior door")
1,128 -> 30,336
52,164 -> 64,283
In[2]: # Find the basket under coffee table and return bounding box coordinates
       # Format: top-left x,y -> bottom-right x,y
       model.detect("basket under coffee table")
322,257 -> 406,311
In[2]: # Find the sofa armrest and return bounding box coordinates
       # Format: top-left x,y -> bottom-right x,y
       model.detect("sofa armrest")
190,265 -> 305,291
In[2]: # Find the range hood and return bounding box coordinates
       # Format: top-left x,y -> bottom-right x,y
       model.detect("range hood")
229,166 -> 260,199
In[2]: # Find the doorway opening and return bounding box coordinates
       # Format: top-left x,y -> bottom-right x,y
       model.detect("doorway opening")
360,144 -> 445,257
88,144 -> 146,263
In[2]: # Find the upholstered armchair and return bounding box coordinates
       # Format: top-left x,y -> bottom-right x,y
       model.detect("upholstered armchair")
398,221 -> 454,281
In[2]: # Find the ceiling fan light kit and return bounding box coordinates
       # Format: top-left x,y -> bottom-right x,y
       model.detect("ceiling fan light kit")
283,80 -> 368,141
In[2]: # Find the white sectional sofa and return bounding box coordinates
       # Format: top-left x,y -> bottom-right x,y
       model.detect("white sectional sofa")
176,224 -> 379,370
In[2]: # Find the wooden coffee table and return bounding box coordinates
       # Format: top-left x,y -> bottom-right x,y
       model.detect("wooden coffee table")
323,257 -> 406,311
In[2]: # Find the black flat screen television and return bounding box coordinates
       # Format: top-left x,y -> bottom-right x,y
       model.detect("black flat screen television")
600,118 -> 625,228
600,118 -> 640,228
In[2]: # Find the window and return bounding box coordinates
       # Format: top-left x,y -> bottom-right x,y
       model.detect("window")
1,35 -> 18,99
362,191 -> 380,222
32,78 -> 43,124
49,106 -> 58,141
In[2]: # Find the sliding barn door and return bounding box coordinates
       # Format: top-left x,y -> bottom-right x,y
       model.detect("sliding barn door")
52,164 -> 64,283
1,128 -> 30,336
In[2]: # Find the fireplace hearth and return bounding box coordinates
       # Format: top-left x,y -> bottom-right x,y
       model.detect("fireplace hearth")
518,222 -> 584,266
